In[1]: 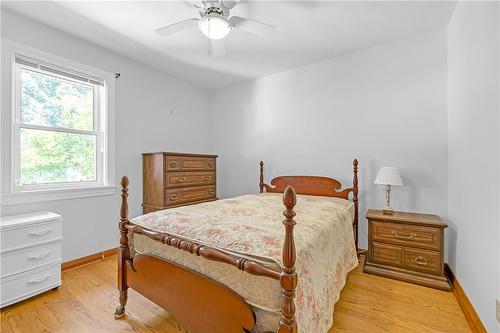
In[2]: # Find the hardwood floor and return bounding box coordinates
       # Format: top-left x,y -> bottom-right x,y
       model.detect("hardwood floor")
1,255 -> 471,333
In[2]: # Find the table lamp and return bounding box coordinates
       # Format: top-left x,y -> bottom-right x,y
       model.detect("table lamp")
374,167 -> 403,215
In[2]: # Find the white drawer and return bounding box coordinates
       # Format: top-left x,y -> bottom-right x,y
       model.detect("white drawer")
1,220 -> 62,252
1,241 -> 62,278
1,262 -> 61,308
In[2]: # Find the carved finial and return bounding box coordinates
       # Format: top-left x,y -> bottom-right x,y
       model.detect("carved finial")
259,161 -> 264,193
120,176 -> 129,221
283,186 -> 297,212
121,175 -> 129,188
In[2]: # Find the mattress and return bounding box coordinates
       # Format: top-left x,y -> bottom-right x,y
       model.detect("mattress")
130,193 -> 358,332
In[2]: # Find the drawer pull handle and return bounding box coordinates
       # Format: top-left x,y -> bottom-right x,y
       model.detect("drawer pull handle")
28,275 -> 50,284
414,256 -> 428,266
392,231 -> 416,240
169,194 -> 178,201
29,229 -> 51,236
169,161 -> 178,168
28,251 -> 51,260
175,177 -> 186,182
202,176 -> 212,181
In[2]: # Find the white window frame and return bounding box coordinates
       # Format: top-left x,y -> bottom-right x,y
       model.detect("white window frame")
1,40 -> 116,205
13,63 -> 104,190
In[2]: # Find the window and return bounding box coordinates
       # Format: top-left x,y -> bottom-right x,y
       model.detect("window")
12,55 -> 108,191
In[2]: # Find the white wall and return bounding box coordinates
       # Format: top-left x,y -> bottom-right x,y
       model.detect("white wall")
0,10 -> 214,262
210,30 -> 448,250
447,2 -> 500,331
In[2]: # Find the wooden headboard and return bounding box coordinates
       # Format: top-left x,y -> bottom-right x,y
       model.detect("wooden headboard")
258,159 -> 359,251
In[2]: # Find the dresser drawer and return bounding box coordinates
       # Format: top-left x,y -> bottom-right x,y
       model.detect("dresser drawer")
1,262 -> 61,308
165,156 -> 216,172
403,248 -> 441,274
1,220 -> 62,252
166,172 -> 215,188
371,242 -> 402,266
371,221 -> 441,250
1,241 -> 62,278
166,185 -> 216,206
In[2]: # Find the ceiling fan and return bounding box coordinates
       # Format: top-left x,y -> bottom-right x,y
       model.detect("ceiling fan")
155,0 -> 276,56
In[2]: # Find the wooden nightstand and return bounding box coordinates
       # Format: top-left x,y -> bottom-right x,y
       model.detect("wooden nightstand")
363,209 -> 450,291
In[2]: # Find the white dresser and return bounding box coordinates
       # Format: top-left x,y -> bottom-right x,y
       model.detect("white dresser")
0,212 -> 62,308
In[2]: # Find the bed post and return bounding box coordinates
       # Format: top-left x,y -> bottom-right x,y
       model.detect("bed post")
352,159 -> 359,252
114,176 -> 130,319
278,186 -> 298,333
259,161 -> 264,193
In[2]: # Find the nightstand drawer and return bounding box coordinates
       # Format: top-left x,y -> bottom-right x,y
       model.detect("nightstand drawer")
371,242 -> 402,266
403,248 -> 441,274
1,241 -> 62,278
0,262 -> 61,308
372,221 -> 441,250
1,220 -> 62,252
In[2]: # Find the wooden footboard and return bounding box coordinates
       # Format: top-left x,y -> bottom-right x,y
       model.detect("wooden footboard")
115,176 -> 299,333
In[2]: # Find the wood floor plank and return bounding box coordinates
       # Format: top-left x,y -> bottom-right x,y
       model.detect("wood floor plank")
0,255 -> 471,333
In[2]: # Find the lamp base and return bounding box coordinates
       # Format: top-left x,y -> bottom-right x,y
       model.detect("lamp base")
382,185 -> 394,215
382,207 -> 394,215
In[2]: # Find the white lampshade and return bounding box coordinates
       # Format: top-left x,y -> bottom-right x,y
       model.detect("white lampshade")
198,15 -> 231,40
374,167 -> 403,186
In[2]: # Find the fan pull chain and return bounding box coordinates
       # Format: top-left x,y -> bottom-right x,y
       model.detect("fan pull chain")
208,16 -> 213,56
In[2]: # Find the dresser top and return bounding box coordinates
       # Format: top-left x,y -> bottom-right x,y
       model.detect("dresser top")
366,209 -> 447,228
0,211 -> 62,230
142,152 -> 218,158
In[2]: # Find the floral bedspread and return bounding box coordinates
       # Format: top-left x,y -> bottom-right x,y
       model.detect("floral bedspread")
131,193 -> 358,333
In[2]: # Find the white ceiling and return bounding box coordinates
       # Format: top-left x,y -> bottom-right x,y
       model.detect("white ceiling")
2,1 -> 456,90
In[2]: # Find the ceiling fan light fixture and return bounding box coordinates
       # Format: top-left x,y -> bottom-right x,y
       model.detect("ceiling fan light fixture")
198,15 -> 231,40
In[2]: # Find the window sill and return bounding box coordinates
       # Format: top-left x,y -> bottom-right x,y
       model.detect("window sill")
1,185 -> 117,206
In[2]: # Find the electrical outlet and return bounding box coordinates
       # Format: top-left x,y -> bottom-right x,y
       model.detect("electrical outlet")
497,299 -> 500,324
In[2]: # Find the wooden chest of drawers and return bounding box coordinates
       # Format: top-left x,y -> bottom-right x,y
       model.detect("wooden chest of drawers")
1,212 -> 62,308
363,210 -> 450,291
142,152 -> 218,214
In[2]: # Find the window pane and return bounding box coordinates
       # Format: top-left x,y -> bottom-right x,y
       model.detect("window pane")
20,128 -> 96,185
20,69 -> 94,131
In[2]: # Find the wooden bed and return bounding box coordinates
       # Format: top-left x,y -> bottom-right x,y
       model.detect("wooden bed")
114,159 -> 359,333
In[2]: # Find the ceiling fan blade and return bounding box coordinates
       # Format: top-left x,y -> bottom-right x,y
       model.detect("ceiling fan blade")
185,0 -> 205,8
229,16 -> 276,36
155,18 -> 199,36
220,0 -> 239,9
209,39 -> 226,57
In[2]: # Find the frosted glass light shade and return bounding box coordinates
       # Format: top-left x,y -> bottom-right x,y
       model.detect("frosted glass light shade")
374,167 -> 403,186
198,15 -> 231,40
